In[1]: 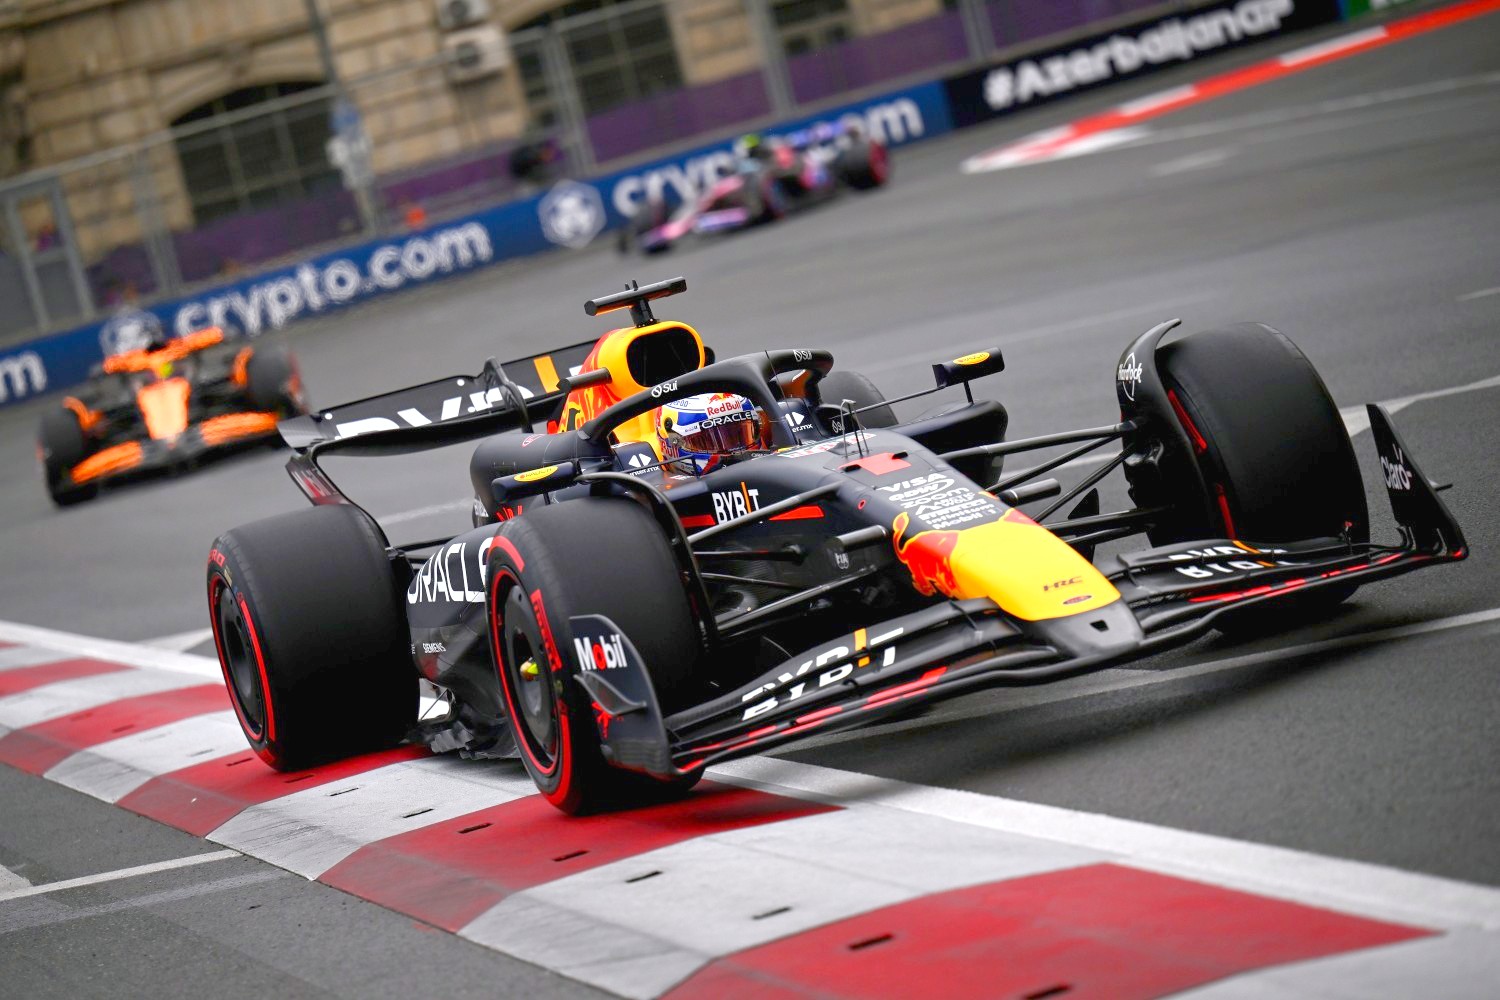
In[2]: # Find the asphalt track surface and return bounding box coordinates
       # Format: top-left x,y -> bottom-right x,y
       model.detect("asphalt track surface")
3,4 -> 1499,995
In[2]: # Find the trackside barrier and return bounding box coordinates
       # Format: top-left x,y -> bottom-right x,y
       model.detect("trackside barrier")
943,0 -> 1344,127
0,0 -> 1401,409
0,83 -> 952,410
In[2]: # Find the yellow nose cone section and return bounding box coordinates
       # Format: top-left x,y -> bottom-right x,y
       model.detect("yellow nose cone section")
893,507 -> 1120,621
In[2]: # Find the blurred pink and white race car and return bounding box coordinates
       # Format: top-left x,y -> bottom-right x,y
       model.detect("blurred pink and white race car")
620,124 -> 889,254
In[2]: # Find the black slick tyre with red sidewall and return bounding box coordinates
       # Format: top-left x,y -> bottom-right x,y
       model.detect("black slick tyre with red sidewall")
206,504 -> 416,769
486,496 -> 700,814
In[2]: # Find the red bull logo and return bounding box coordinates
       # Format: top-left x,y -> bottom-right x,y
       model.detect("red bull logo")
892,511 -> 962,598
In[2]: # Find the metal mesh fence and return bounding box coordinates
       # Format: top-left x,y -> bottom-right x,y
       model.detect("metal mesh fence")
0,0 -> 1209,345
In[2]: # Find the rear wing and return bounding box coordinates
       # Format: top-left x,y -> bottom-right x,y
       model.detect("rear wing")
279,339 -> 595,451
279,338 -> 596,510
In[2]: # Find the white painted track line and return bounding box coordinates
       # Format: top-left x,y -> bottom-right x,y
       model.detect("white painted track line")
0,850 -> 241,903
1457,285 -> 1500,302
1150,147 -> 1231,177
1118,84 -> 1197,116
0,864 -> 28,893
141,628 -> 215,652
709,759 -> 1500,933
1278,26 -> 1388,67
1341,372 -> 1500,436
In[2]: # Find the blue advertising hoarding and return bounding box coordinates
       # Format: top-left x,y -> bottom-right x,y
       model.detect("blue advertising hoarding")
0,80 -> 953,409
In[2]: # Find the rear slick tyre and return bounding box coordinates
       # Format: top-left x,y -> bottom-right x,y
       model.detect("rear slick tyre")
39,407 -> 96,506
486,497 -> 700,814
817,369 -> 897,429
206,505 -> 416,769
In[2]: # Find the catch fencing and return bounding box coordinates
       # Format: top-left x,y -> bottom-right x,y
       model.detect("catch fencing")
0,0 -> 1366,406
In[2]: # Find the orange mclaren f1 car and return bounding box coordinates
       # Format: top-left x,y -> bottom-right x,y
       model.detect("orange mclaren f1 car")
37,326 -> 307,505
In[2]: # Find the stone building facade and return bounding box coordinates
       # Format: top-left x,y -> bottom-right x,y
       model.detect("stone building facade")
0,0 -> 944,261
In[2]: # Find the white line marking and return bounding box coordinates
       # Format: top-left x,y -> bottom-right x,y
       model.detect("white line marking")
1278,26 -> 1388,67
709,758 -> 1500,933
1150,148 -> 1232,177
1457,286 -> 1500,302
786,606 -> 1500,753
379,499 -> 471,527
0,850 -> 240,902
1118,84 -> 1198,116
1341,372 -> 1500,437
0,620 -> 222,680
141,628 -> 215,652
0,864 -> 29,893
1120,72 -> 1500,151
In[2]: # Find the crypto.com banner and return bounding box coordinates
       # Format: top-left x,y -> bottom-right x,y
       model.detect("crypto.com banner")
0,80 -> 953,408
943,0 -> 1343,128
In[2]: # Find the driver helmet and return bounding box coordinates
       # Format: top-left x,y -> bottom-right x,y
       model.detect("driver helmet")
735,132 -> 770,161
656,392 -> 770,476
101,308 -> 169,356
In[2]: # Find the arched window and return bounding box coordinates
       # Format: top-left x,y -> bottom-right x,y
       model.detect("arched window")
515,0 -> 683,126
172,83 -> 339,224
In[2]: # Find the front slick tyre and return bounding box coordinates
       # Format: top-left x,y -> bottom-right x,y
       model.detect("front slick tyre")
207,504 -> 416,770
487,497 -> 700,815
1155,323 -> 1369,634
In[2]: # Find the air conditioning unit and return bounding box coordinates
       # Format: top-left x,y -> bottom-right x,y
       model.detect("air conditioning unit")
436,0 -> 490,31
443,24 -> 510,83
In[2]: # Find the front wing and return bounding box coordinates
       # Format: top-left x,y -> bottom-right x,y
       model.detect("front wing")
578,404 -> 1468,780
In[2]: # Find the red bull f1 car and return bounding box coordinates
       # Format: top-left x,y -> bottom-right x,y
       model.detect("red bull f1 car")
37,326 -> 307,506
206,277 -> 1467,813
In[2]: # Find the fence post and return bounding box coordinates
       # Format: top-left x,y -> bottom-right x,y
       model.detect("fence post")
2,195 -> 49,331
958,0 -> 994,62
128,145 -> 182,298
47,182 -> 95,320
538,25 -> 596,176
744,0 -> 796,116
